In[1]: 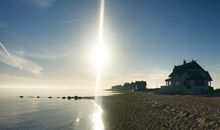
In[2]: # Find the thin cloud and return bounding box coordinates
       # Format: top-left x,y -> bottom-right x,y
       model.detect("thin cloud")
32,0 -> 56,9
18,0 -> 56,9
0,42 -> 42,75
15,50 -> 61,60
61,18 -> 79,25
15,49 -> 72,60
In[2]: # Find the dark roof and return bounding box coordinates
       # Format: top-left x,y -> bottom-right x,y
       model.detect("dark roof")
205,71 -> 212,81
165,78 -> 171,81
169,61 -> 212,81
135,81 -> 147,84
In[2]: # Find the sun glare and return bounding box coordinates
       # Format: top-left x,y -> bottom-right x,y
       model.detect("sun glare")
92,44 -> 108,71
93,0 -> 106,98
92,0 -> 107,73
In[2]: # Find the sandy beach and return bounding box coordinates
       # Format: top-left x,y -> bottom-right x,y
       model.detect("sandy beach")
100,92 -> 220,130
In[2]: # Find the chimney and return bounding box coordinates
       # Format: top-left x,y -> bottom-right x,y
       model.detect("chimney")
183,59 -> 186,65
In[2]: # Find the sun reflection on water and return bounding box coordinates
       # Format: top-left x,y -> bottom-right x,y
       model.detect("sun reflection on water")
76,118 -> 80,123
92,100 -> 104,130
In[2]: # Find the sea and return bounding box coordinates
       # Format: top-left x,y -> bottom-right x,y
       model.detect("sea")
0,88 -> 114,130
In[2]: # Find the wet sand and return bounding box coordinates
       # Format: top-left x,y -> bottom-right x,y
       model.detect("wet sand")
100,92 -> 220,130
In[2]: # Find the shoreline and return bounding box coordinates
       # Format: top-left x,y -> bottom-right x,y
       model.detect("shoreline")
16,92 -> 220,129
100,92 -> 220,130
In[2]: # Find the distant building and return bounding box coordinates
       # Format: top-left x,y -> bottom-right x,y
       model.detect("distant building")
111,85 -> 123,91
134,81 -> 147,91
111,81 -> 147,91
161,60 -> 213,94
123,83 -> 132,91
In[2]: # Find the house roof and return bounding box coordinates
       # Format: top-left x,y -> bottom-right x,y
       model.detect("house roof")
135,81 -> 147,84
165,78 -> 171,81
169,61 -> 212,81
205,71 -> 212,81
186,75 -> 211,80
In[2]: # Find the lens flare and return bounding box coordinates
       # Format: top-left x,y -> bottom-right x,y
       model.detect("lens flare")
94,0 -> 105,97
92,1 -> 105,129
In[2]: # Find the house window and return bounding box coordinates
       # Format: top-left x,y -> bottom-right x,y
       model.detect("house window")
195,80 -> 205,86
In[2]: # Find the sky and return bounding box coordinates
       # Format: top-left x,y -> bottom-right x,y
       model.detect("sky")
0,0 -> 220,89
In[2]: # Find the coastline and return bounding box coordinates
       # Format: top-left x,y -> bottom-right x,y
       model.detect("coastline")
100,92 -> 220,130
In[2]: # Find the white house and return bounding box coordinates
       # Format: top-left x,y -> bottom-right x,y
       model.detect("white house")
161,60 -> 213,94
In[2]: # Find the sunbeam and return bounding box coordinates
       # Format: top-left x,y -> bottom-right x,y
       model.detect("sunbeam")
94,0 -> 106,97
92,1 -> 106,129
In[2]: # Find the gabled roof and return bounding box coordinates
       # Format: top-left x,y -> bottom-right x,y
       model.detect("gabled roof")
169,61 -> 212,81
205,71 -> 212,81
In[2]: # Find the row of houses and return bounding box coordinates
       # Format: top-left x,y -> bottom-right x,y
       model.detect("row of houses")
112,60 -> 214,94
112,81 -> 147,91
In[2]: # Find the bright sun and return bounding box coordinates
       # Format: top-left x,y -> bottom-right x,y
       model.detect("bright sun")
92,43 -> 108,71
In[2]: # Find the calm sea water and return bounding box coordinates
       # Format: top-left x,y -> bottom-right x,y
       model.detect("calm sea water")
0,88 -> 112,130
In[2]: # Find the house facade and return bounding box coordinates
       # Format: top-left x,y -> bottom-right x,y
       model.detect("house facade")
161,60 -> 213,94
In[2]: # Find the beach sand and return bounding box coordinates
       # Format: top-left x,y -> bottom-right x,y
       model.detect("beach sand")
100,92 -> 220,130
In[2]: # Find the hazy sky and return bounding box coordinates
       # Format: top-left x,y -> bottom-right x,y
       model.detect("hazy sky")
0,0 -> 220,89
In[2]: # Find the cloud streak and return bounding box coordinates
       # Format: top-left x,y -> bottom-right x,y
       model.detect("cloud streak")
32,0 -> 56,9
18,0 -> 56,9
0,42 -> 42,75
15,50 -> 62,60
61,18 -> 79,25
